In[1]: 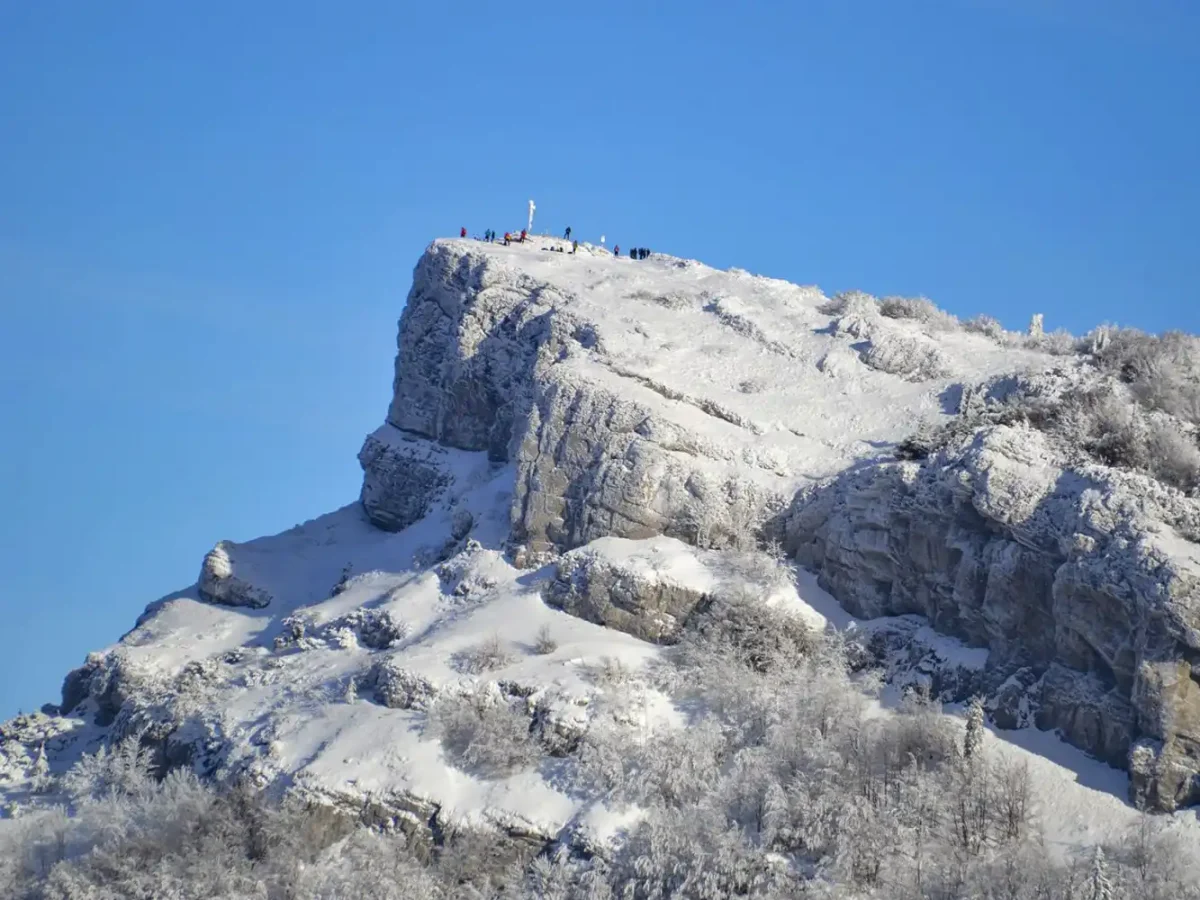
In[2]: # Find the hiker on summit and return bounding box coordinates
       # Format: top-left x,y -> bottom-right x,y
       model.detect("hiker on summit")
460,227 -> 467,238
564,226 -> 572,240
613,245 -> 620,257
572,240 -> 578,254
503,232 -> 511,245
520,229 -> 527,243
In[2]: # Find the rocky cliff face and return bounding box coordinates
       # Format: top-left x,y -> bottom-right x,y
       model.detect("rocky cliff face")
359,238 -> 1200,809
367,242 -> 792,555
783,423 -> 1200,808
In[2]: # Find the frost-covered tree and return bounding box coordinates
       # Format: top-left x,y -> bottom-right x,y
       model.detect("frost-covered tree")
1086,845 -> 1114,900
964,696 -> 986,761
60,737 -> 156,802
761,779 -> 789,849
993,755 -> 1033,843
948,755 -> 992,856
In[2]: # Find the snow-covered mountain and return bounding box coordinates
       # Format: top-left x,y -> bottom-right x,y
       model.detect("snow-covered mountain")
5,235 -> 1200,867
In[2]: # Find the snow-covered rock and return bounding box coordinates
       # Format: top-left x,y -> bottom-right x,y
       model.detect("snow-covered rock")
357,428 -> 457,532
547,536 -> 720,642
545,535 -> 803,644
198,541 -> 272,609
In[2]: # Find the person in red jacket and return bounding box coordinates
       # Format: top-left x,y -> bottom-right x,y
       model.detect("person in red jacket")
460,227 -> 467,238
520,229 -> 527,243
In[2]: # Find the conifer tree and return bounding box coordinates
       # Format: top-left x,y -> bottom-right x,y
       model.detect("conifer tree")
1086,845 -> 1114,900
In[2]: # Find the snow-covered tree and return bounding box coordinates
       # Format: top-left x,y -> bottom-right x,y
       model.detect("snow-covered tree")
60,737 -> 156,803
1085,845 -> 1114,900
761,779 -> 789,849
964,696 -> 986,761
992,755 -> 1033,842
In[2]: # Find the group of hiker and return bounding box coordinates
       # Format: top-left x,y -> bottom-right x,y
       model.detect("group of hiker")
470,228 -> 528,245
459,224 -> 651,260
477,228 -> 522,244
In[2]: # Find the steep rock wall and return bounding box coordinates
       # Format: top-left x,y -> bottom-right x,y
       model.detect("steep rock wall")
364,242 -> 788,550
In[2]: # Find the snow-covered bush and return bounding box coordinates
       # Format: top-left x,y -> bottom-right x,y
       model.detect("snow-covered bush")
878,691 -> 961,771
371,661 -> 438,710
1032,327 -> 1079,356
532,624 -> 558,655
900,371 -> 1200,492
432,827 -> 540,896
450,634 -> 514,674
818,290 -> 876,317
589,655 -> 635,687
276,607 -> 409,652
822,290 -> 880,340
1147,418 -> 1200,491
610,804 -> 786,899
1038,386 -> 1200,491
425,688 -> 538,777
862,332 -> 952,381
878,295 -> 959,332
583,717 -> 728,809
293,829 -> 445,900
964,313 -> 1006,339
344,607 -> 410,650
683,591 -> 818,674
1083,326 -> 1200,425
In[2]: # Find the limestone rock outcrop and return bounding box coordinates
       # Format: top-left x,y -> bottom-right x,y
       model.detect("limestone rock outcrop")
784,423 -> 1200,807
358,427 -> 456,532
364,242 -> 794,555
358,239 -> 1200,809
198,542 -> 272,609
545,537 -> 719,642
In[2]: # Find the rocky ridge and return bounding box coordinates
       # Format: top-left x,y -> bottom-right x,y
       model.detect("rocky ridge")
359,238 -> 1200,810
5,235 -> 1200,842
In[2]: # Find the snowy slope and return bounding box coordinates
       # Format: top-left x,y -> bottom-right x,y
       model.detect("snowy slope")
4,236 -> 1198,863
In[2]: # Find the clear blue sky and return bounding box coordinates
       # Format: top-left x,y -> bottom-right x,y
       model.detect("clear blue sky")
1,0 -> 1197,718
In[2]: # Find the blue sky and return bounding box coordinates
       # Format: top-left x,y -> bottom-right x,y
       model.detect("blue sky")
0,0 -> 1196,717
